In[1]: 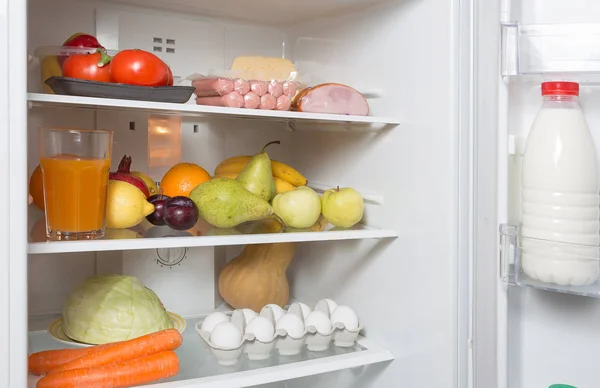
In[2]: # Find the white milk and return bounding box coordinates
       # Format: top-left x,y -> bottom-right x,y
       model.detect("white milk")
521,82 -> 600,286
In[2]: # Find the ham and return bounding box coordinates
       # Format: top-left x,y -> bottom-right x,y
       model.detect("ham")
292,83 -> 369,116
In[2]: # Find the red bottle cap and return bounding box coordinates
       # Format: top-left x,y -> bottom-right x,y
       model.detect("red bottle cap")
541,81 -> 579,96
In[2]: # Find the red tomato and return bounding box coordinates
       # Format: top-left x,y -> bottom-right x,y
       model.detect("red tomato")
110,49 -> 170,87
63,33 -> 103,48
62,51 -> 111,83
167,66 -> 174,86
59,33 -> 104,67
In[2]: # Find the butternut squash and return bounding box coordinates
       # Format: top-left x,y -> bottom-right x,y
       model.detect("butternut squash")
218,242 -> 295,312
218,215 -> 329,311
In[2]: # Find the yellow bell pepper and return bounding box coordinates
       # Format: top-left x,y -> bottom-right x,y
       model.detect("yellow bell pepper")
40,55 -> 62,94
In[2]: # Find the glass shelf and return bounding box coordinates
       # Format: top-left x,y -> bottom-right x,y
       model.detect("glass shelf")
27,315 -> 393,388
27,208 -> 398,254
502,22 -> 600,79
500,224 -> 600,298
28,93 -> 400,131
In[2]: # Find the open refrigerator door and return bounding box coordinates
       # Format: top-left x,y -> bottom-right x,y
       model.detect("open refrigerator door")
479,0 -> 600,387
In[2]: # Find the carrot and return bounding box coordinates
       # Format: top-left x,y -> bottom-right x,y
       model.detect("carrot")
36,350 -> 179,388
29,343 -> 114,376
49,328 -> 182,373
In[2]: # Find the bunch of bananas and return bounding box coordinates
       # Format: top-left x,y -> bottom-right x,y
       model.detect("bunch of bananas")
213,156 -> 308,194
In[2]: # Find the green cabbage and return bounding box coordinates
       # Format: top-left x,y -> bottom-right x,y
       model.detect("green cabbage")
62,275 -> 174,345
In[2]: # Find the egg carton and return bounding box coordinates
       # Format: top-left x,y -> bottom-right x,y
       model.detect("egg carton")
195,299 -> 362,366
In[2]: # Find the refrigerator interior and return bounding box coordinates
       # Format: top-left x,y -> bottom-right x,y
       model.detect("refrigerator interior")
497,0 -> 600,387
20,0 -> 469,387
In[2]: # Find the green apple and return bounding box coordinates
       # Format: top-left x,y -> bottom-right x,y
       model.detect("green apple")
272,186 -> 321,228
321,187 -> 364,228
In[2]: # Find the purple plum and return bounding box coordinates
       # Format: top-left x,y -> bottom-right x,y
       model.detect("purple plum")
163,196 -> 199,231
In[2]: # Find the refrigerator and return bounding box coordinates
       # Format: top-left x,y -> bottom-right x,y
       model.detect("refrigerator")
1,0 -> 598,386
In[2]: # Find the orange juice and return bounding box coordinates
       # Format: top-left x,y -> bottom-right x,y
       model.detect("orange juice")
40,154 -> 111,234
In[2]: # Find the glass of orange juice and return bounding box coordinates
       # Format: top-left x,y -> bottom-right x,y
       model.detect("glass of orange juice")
38,128 -> 113,240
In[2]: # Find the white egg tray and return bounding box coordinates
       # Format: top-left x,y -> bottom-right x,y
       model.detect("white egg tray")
195,299 -> 363,366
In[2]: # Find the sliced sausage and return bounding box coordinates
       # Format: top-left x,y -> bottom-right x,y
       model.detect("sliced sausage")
292,83 -> 369,116
250,80 -> 268,97
195,96 -> 225,107
276,95 -> 291,111
283,81 -> 297,97
259,94 -> 277,110
233,78 -> 250,95
222,91 -> 244,108
192,78 -> 234,97
268,81 -> 283,98
243,91 -> 261,109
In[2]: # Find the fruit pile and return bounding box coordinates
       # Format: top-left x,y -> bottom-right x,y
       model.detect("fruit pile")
189,140 -> 365,231
45,32 -> 174,87
29,143 -> 364,235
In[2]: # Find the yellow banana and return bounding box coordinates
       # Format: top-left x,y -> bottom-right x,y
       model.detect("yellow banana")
271,160 -> 308,187
214,158 -> 308,187
212,172 -> 238,180
216,155 -> 252,167
213,172 -> 296,194
214,159 -> 251,176
273,176 -> 296,193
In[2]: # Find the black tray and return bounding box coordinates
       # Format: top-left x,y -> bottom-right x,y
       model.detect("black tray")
45,77 -> 195,104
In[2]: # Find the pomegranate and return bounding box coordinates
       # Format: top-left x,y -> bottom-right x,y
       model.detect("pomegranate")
109,155 -> 150,198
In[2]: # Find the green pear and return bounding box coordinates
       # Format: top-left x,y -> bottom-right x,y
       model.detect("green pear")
237,140 -> 279,202
189,178 -> 273,228
272,186 -> 321,228
321,187 -> 364,228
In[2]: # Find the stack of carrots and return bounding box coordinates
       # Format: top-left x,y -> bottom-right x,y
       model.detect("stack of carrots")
28,328 -> 182,388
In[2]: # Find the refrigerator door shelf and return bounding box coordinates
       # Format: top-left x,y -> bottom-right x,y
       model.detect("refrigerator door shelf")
502,22 -> 600,82
499,223 -> 600,298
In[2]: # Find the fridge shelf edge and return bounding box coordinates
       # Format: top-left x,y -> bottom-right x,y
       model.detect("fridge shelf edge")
27,227 -> 400,254
27,93 -> 401,127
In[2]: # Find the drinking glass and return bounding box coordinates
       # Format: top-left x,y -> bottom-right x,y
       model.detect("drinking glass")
38,128 -> 113,240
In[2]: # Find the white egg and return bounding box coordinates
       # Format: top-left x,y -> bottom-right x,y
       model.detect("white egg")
276,313 -> 305,338
209,321 -> 243,349
330,306 -> 359,331
265,304 -> 285,322
296,302 -> 312,319
304,310 -> 332,334
245,316 -> 275,342
323,299 -> 338,314
241,308 -> 258,324
200,312 -> 229,333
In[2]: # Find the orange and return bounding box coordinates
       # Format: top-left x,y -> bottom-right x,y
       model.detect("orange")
160,163 -> 211,197
29,165 -> 45,211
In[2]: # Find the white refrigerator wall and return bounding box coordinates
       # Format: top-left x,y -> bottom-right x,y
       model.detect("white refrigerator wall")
280,2 -> 464,387
25,0 -> 469,387
504,1 -> 600,387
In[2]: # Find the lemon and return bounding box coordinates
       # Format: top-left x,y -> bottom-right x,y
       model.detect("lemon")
131,171 -> 159,196
106,180 -> 155,229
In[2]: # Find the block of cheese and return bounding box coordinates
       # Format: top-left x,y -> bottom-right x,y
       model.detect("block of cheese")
230,56 -> 296,81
